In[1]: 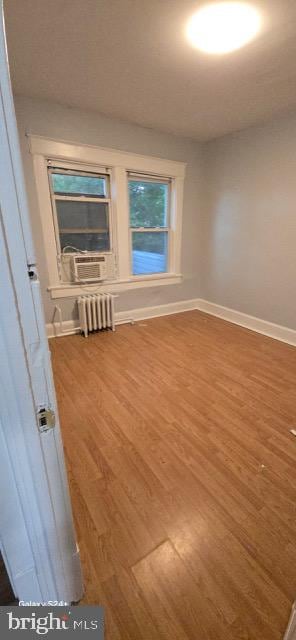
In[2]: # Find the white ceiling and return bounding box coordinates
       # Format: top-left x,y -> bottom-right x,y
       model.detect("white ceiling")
4,0 -> 296,141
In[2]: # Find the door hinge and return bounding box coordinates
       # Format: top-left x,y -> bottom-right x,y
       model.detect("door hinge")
37,407 -> 55,433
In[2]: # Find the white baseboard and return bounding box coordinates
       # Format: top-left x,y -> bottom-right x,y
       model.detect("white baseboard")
115,298 -> 199,325
46,297 -> 296,347
195,299 -> 296,347
47,319 -> 79,338
46,298 -> 198,338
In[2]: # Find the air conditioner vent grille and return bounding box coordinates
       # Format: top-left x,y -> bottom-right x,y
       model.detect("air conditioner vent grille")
71,253 -> 115,283
76,263 -> 102,280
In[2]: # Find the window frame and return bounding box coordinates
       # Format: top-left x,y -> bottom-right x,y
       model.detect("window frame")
30,136 -> 186,299
48,164 -> 113,257
128,173 -> 171,276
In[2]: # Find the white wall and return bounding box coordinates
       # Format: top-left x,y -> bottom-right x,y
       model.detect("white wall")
202,114 -> 296,330
15,96 -> 296,332
15,96 -> 202,324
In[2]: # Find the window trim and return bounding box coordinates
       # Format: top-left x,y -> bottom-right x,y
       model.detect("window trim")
29,135 -> 185,298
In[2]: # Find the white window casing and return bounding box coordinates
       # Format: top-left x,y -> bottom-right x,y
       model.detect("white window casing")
29,135 -> 186,298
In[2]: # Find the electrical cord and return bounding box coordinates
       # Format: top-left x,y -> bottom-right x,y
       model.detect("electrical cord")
58,245 -> 116,295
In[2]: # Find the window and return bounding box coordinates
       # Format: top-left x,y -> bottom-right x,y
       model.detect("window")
128,175 -> 170,275
49,168 -> 111,254
31,136 -> 185,297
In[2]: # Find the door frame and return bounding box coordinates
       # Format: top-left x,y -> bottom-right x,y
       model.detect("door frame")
0,1 -> 83,603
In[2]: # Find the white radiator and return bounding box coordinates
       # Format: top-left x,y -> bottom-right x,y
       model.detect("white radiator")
78,294 -> 115,337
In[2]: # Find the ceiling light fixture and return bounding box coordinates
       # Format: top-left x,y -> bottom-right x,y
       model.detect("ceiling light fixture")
186,2 -> 262,54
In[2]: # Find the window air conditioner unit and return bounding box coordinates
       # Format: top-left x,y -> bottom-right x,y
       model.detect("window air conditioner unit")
72,253 -> 115,283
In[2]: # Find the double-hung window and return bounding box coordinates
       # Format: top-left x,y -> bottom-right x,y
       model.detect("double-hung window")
48,166 -> 111,254
128,174 -> 170,275
30,136 -> 185,297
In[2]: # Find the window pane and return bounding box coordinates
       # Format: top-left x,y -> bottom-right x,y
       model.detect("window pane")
59,232 -> 110,252
51,172 -> 106,197
56,201 -> 108,230
129,180 -> 168,227
132,232 -> 168,275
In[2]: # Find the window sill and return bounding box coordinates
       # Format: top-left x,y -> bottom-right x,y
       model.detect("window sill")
48,273 -> 183,299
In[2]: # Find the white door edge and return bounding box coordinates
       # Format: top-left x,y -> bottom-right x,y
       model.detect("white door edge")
0,0 -> 83,604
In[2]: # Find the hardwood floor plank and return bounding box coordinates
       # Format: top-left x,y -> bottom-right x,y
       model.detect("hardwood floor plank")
99,444 -> 168,546
102,569 -> 163,640
50,310 -> 296,639
133,540 -> 230,640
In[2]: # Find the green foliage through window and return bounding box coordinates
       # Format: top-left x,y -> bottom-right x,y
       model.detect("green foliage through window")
129,180 -> 168,228
51,172 -> 106,197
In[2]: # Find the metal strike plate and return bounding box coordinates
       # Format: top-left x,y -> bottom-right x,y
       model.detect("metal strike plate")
37,408 -> 55,433
27,263 -> 38,280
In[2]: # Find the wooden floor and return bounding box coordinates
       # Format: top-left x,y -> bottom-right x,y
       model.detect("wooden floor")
50,310 -> 296,640
0,553 -> 15,605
